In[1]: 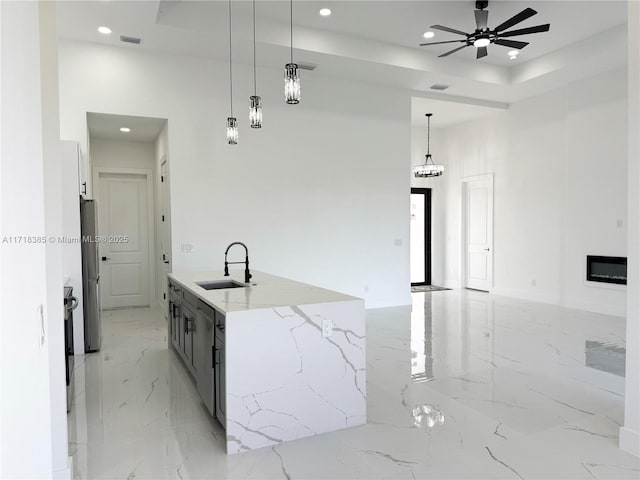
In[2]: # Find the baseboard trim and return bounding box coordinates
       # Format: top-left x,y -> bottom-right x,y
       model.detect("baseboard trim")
52,456 -> 73,479
490,286 -> 560,305
489,286 -> 625,317
619,426 -> 640,457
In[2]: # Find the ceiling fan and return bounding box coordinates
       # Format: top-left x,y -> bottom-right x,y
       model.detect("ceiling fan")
420,0 -> 550,59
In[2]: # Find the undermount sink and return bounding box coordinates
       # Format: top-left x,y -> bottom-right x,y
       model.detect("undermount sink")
196,280 -> 247,290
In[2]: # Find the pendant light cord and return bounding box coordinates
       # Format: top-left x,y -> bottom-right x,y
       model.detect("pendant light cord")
253,0 -> 257,96
290,0 -> 293,63
427,115 -> 430,156
228,0 -> 233,116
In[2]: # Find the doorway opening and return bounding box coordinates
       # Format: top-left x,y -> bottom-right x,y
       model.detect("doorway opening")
410,188 -> 432,286
87,112 -> 171,311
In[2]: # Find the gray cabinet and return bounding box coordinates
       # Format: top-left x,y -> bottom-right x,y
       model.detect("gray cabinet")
168,280 -> 182,349
214,313 -> 226,426
195,301 -> 215,416
167,278 -> 226,429
182,303 -> 196,372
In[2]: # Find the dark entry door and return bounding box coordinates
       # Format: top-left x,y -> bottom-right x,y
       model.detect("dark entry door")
410,188 -> 432,286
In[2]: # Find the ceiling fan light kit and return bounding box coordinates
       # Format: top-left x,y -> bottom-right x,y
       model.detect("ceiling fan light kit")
419,0 -> 550,59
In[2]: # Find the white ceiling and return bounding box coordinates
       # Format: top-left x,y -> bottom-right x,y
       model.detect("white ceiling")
87,113 -> 167,142
154,1 -> 625,66
56,1 -> 628,127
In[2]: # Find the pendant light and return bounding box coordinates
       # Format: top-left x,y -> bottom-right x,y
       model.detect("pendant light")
249,0 -> 262,128
226,0 -> 238,144
413,114 -> 444,178
284,0 -> 300,104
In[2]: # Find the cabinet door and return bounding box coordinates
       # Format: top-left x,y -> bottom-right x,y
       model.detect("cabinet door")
177,310 -> 184,352
214,336 -> 226,427
168,300 -> 174,348
183,308 -> 195,369
195,312 -> 215,415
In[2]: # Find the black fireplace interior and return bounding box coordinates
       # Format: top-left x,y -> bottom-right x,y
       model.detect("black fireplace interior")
586,255 -> 627,285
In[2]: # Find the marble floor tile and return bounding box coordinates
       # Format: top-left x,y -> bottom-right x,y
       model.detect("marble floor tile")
68,290 -> 639,479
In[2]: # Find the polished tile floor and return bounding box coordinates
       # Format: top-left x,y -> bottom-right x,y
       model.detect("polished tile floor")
68,290 -> 640,479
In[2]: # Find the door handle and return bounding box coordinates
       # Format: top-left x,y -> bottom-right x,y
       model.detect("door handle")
484,248 -> 491,251
101,256 -> 111,261
163,260 -> 170,264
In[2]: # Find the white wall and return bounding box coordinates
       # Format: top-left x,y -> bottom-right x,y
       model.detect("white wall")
411,68 -> 627,317
1,2 -> 68,478
58,40 -> 411,308
621,0 -> 640,458
91,137 -> 156,170
154,123 -> 170,307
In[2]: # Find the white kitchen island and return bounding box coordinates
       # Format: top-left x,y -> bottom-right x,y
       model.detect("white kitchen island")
167,270 -> 366,454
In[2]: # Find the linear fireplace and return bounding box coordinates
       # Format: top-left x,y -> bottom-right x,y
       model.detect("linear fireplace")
586,255 -> 627,285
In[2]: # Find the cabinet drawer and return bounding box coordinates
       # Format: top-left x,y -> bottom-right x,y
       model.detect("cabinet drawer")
198,300 -> 215,321
183,290 -> 199,310
214,313 -> 225,341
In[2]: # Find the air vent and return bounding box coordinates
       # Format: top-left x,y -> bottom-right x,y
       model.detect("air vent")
298,62 -> 317,71
120,35 -> 142,45
430,84 -> 450,91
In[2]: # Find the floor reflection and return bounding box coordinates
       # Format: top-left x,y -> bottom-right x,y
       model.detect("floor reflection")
67,291 -> 638,480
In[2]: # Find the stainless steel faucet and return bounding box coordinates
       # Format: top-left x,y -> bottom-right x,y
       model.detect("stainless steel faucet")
224,242 -> 252,283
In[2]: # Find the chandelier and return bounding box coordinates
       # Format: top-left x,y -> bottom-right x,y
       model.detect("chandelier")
413,113 -> 444,178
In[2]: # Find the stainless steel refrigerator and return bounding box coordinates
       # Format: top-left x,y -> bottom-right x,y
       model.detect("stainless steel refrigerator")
80,198 -> 102,352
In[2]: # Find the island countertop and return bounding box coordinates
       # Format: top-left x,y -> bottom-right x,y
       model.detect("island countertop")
168,270 -> 360,314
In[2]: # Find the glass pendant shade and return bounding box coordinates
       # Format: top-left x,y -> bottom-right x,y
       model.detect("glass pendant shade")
413,154 -> 444,178
226,117 -> 238,145
284,63 -> 300,104
249,95 -> 262,128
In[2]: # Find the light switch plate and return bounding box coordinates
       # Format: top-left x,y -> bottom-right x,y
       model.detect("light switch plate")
181,243 -> 194,253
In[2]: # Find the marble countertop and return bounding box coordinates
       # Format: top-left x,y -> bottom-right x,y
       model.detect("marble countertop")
168,270 -> 361,314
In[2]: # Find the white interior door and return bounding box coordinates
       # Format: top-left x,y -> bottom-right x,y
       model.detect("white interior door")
98,172 -> 151,308
160,160 -> 171,314
464,176 -> 493,291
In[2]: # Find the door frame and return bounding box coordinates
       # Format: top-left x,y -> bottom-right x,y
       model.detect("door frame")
460,173 -> 494,291
92,167 -> 155,307
410,187 -> 432,286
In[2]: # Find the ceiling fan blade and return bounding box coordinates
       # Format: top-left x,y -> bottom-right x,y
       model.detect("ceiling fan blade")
499,24 -> 550,38
430,24 -> 469,36
439,44 -> 469,57
494,39 -> 529,49
420,39 -> 467,46
474,9 -> 488,30
476,46 -> 488,59
494,7 -> 537,32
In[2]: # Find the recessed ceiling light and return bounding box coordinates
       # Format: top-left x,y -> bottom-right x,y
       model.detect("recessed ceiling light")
508,50 -> 519,57
423,31 -> 435,39
97,26 -> 112,35
319,8 -> 331,16
120,127 -> 130,133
